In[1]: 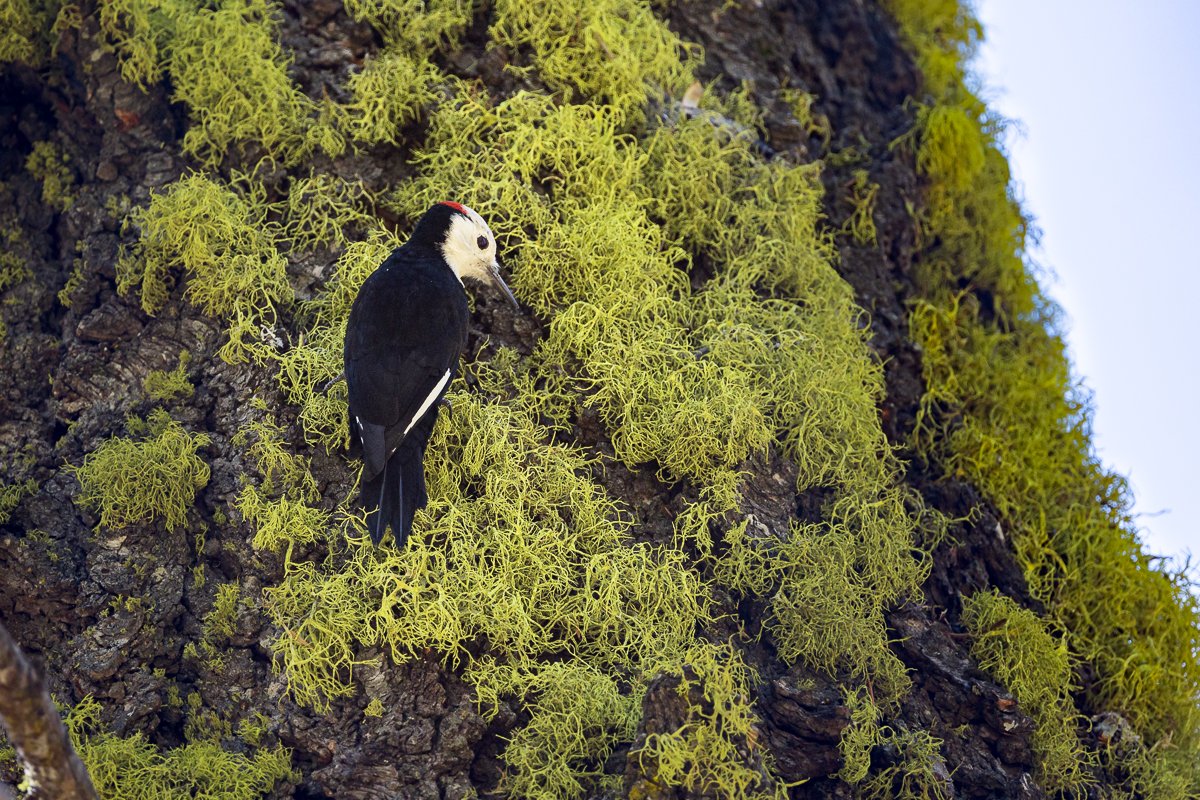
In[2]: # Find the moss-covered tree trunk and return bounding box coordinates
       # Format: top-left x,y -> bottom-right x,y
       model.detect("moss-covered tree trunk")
1,1 -> 1195,798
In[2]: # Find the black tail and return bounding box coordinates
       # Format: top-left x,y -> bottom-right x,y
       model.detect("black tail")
358,409 -> 438,547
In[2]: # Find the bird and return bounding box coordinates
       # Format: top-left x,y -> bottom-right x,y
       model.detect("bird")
344,202 -> 518,546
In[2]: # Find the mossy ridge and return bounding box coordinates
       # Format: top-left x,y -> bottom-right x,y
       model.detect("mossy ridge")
885,0 -> 1200,792
67,695 -> 295,800
69,409 -> 210,532
962,590 -> 1092,793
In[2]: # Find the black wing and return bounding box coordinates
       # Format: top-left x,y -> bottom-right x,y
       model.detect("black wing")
344,252 -> 470,481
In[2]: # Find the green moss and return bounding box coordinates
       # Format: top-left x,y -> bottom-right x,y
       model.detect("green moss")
961,590 -> 1091,793
118,172 -> 289,324
26,140 -> 75,211
632,643 -> 784,800
0,478 -> 37,524
68,696 -> 293,799
143,351 -> 195,402
70,409 -> 210,531
887,0 -> 1200,792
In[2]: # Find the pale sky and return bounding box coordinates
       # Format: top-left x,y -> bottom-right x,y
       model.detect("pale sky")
974,1 -> 1199,573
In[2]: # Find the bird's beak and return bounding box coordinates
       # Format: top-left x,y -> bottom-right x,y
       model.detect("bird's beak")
489,260 -> 520,310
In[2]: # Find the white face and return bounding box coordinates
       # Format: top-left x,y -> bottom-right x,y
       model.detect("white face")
440,205 -> 499,284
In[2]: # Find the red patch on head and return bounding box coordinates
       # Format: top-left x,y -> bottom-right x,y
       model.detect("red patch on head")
440,201 -> 467,215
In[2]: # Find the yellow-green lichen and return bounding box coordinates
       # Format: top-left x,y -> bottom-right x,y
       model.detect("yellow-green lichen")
961,589 -> 1091,793
26,140 -> 75,211
265,384 -> 710,715
70,409 -> 210,531
117,172 -> 289,322
342,0 -> 474,54
838,687 -> 949,799
471,660 -> 641,800
168,0 -> 314,165
632,643 -> 784,800
0,0 -> 56,65
67,695 -> 294,800
490,0 -> 697,123
143,350 -> 195,402
0,478 -> 38,524
99,0 -> 320,164
341,49 -> 439,147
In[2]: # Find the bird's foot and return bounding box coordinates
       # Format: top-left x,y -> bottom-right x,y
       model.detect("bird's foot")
322,371 -> 346,393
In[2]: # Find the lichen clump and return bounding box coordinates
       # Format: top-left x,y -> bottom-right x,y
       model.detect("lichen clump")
962,590 -> 1091,792
68,696 -> 294,799
71,409 -> 210,531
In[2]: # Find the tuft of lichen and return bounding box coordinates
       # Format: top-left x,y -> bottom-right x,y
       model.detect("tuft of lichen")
632,643 -> 785,799
342,0 -> 474,54
0,478 -> 38,524
838,687 -> 950,799
67,695 -> 294,799
117,172 -> 289,320
490,0 -> 698,123
143,351 -> 195,402
70,409 -> 210,531
470,660 -> 641,799
25,140 -> 75,211
961,590 -> 1092,793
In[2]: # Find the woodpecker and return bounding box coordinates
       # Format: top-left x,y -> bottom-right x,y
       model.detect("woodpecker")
344,202 -> 518,546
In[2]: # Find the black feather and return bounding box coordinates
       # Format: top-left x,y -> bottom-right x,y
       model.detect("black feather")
344,204 -> 471,546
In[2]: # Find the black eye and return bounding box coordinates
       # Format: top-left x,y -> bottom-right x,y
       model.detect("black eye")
476,235 -> 489,250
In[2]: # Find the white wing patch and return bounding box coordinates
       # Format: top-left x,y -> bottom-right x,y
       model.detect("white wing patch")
405,369 -> 451,436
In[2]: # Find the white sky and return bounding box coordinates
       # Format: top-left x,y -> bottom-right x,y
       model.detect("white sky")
973,1 -> 1199,573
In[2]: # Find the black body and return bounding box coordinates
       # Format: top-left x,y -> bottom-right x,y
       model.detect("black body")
344,206 -> 471,546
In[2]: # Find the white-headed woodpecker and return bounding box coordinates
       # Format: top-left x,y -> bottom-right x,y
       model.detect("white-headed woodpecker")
344,202 -> 518,546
